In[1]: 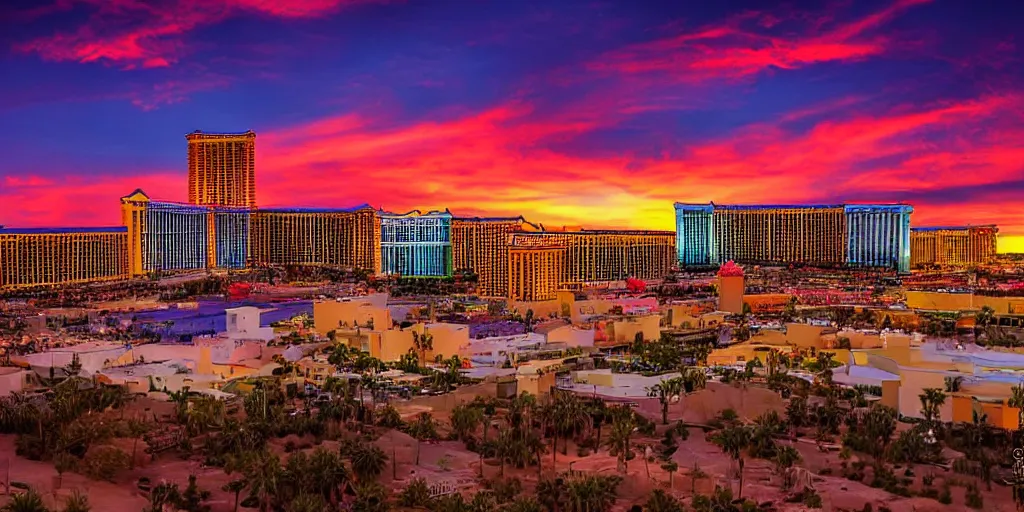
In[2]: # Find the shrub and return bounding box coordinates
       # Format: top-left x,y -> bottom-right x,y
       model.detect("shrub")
965,483 -> 983,509
938,484 -> 952,505
80,446 -> 130,482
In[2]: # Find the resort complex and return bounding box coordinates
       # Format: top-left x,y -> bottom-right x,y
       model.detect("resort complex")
3,130 -> 1024,512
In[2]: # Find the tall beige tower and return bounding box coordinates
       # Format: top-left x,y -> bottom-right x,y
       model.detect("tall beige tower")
187,130 -> 257,207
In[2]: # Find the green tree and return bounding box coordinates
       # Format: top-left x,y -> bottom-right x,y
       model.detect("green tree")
406,412 -> 439,465
710,424 -> 751,499
919,388 -> 946,425
647,377 -> 684,425
660,460 -> 679,489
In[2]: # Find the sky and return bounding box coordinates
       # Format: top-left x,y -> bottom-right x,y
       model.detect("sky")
1,0 -> 1022,251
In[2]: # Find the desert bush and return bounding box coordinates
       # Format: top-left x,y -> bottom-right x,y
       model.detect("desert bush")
80,445 -> 130,482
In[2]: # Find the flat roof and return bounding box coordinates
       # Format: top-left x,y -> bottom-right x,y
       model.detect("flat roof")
0,226 -> 127,234
912,225 -> 998,232
258,204 -> 372,213
673,202 -> 911,211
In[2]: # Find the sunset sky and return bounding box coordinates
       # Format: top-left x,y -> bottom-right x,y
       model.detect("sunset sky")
1,0 -> 1022,251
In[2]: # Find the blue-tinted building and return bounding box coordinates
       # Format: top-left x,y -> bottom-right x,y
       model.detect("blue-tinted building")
844,205 -> 913,273
121,189 -> 251,274
379,210 -> 452,277
674,204 -> 715,266
674,202 -> 914,272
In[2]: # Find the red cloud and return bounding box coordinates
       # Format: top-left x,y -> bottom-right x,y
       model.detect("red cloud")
590,0 -> 931,81
16,0 -> 385,69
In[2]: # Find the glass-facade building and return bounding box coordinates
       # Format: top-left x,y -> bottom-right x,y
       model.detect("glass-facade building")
121,189 -> 251,274
674,202 -> 913,272
379,210 -> 452,277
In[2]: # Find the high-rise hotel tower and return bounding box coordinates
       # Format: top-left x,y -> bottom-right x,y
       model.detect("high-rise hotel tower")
187,130 -> 257,208
675,203 -> 913,272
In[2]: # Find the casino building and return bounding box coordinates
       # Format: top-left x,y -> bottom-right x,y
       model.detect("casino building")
451,216 -> 535,298
508,244 -> 565,302
675,203 -> 914,272
0,227 -> 129,289
910,225 -> 998,268
250,206 -> 381,273
187,130 -> 257,208
509,228 -> 676,292
379,210 -> 453,278
121,189 -> 251,275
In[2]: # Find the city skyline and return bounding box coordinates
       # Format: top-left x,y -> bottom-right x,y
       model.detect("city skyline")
2,0 -> 1023,251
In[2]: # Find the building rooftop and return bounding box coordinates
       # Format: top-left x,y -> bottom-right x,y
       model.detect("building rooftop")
0,226 -> 127,234
674,202 -> 912,211
258,204 -> 373,213
912,225 -> 998,232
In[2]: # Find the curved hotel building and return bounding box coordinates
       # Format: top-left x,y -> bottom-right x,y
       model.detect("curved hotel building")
675,203 -> 914,272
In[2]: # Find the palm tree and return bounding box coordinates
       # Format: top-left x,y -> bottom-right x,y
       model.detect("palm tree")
407,412 -> 439,465
773,446 -> 802,489
413,332 -> 434,367
127,418 -> 149,470
243,450 -> 283,512
563,474 -> 621,512
536,478 -> 566,512
711,424 -> 751,499
352,482 -> 389,512
350,445 -> 388,481
1009,381 -> 1024,430
450,404 -> 484,442
678,367 -> 707,422
308,447 -> 348,503
688,462 -> 707,495
1,489 -> 48,512
644,489 -> 683,512
285,493 -> 328,512
647,377 -> 684,425
605,412 -> 636,473
975,305 -> 995,337
62,490 -> 91,512
944,376 -> 964,393
919,388 -> 946,425
551,392 -> 590,462
660,460 -> 679,489
222,479 -> 248,512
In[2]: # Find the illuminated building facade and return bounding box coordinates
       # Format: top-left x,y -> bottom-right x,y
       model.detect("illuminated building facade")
187,130 -> 257,208
508,245 -> 565,301
250,206 -> 381,273
675,203 -> 913,272
379,210 -> 452,277
509,229 -> 676,289
0,227 -> 129,290
451,217 -> 531,297
911,225 -> 998,268
121,189 -> 250,275
844,205 -> 913,272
